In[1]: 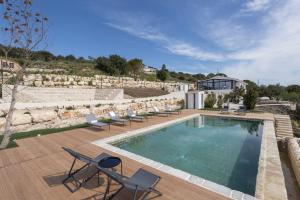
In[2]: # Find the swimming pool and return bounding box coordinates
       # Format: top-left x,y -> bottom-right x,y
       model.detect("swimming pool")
112,115 -> 263,196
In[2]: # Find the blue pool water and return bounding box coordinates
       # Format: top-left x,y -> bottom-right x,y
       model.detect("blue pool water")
113,115 -> 263,195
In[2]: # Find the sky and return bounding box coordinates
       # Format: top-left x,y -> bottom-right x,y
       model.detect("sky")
2,0 -> 300,85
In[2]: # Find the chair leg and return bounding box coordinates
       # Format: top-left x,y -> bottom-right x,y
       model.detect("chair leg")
133,187 -> 138,200
103,176 -> 111,200
62,159 -> 93,193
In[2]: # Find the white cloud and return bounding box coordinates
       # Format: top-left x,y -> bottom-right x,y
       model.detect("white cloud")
243,0 -> 271,12
224,0 -> 300,85
105,13 -> 224,62
165,42 -> 224,61
102,1 -> 300,84
206,20 -> 260,51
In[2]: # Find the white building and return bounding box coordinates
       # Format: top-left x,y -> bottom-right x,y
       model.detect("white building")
197,76 -> 247,96
143,66 -> 157,74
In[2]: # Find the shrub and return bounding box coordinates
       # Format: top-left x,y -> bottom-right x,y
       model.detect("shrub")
217,95 -> 223,108
296,104 -> 300,119
228,87 -> 245,104
65,106 -> 74,110
205,93 -> 217,108
243,87 -> 258,110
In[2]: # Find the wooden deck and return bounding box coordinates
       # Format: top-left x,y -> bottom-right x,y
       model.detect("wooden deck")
0,110 -> 274,200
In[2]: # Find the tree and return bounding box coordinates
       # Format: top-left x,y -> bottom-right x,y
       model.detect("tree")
95,56 -> 117,75
156,65 -> 168,82
32,50 -> 55,61
128,58 -> 143,81
244,80 -> 259,91
287,85 -> 300,93
0,0 -> 48,149
56,55 -> 64,60
109,54 -> 128,75
263,84 -> 285,100
161,64 -> 167,71
193,73 -> 206,80
244,87 -> 258,110
215,73 -> 227,77
228,87 -> 245,104
204,93 -> 217,108
206,73 -> 215,79
65,54 -> 76,61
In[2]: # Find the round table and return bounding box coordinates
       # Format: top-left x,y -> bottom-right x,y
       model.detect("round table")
98,156 -> 123,174
99,156 -> 123,199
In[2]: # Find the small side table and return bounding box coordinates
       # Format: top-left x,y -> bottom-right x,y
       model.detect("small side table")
98,156 -> 123,174
99,157 -> 123,200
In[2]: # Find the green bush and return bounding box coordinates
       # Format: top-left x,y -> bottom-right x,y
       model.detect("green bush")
296,104 -> 300,119
217,95 -> 223,108
205,93 -> 217,108
228,87 -> 245,103
243,87 -> 258,110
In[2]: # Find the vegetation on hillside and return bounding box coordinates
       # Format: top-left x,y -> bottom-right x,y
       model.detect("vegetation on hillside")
0,44 -> 229,83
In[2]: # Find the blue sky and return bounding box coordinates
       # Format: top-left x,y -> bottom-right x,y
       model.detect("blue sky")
3,0 -> 300,85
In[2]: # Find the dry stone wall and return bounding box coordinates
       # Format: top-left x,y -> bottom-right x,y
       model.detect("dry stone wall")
288,138 -> 300,188
0,98 -> 184,134
22,74 -> 184,92
1,85 -> 124,103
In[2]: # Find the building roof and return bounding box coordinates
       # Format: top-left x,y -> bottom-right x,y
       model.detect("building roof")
197,76 -> 246,84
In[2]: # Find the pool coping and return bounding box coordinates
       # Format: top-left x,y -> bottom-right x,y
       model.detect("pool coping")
91,114 -> 269,200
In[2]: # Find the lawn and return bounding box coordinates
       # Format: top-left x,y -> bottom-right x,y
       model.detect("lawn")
0,124 -> 89,149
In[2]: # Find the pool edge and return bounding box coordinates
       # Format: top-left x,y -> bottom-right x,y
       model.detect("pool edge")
255,120 -> 288,200
91,114 -> 258,200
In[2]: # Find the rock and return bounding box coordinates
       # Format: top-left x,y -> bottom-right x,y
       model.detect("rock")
0,110 -> 6,117
73,108 -> 90,117
30,110 -> 57,123
77,81 -> 85,86
34,80 -> 43,87
58,111 -> 73,120
12,112 -> 32,126
0,118 -> 6,130
43,81 -> 54,87
35,74 -> 43,81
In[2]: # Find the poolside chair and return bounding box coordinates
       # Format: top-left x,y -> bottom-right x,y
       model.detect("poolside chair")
86,114 -> 110,130
236,106 -> 247,116
220,105 -> 230,114
165,105 -> 182,115
150,106 -> 171,117
127,109 -> 145,122
109,111 -> 130,126
99,166 -> 162,200
62,147 -> 112,192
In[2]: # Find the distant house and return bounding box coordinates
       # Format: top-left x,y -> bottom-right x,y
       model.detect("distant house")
0,58 -> 21,72
197,76 -> 247,95
143,66 -> 157,74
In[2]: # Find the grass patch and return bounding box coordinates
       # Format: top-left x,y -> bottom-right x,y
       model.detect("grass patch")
292,119 -> 300,128
99,118 -> 113,123
201,108 -> 220,111
0,124 -> 89,150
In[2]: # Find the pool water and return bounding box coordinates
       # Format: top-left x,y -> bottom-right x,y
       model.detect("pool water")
113,115 -> 263,195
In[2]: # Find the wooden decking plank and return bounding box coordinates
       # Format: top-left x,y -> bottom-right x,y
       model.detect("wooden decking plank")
0,110 -> 255,200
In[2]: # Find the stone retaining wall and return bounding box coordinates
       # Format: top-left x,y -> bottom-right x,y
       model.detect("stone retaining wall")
0,98 -> 184,134
2,85 -> 124,103
288,138 -> 300,188
21,73 -> 187,92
